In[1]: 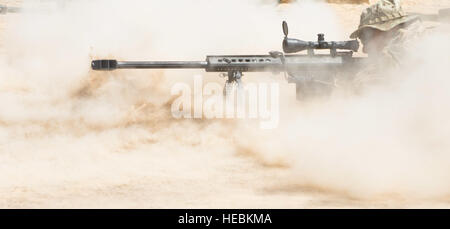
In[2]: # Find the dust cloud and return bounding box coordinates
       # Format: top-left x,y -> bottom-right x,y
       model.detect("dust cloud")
1,0 -> 450,208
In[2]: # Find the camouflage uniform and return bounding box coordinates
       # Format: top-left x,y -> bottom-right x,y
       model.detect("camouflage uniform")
349,0 -> 425,88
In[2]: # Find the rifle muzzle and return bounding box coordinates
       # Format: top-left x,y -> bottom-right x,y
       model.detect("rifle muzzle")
283,37 -> 359,53
91,59 -> 118,70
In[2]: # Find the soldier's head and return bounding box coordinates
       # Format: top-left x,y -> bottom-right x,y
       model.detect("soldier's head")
350,0 -> 420,55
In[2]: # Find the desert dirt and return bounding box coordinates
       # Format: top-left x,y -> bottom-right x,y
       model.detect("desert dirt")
1,0 -> 450,208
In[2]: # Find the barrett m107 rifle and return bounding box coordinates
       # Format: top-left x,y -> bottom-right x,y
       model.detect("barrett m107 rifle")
91,21 -> 365,100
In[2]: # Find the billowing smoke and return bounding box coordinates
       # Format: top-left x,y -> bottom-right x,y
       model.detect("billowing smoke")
236,25 -> 450,199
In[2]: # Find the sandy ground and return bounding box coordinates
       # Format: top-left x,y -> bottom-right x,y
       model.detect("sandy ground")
1,0 -> 450,208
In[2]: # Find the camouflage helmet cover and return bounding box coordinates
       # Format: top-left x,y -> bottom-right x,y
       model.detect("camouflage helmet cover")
350,0 -> 420,39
